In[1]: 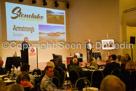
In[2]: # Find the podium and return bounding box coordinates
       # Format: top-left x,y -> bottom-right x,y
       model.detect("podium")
21,47 -> 38,70
28,47 -> 38,70
67,56 -> 73,65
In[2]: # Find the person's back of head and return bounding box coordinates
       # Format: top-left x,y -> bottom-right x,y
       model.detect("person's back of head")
100,75 -> 126,91
111,54 -> 117,61
72,58 -> 78,65
7,83 -> 24,91
16,72 -> 30,84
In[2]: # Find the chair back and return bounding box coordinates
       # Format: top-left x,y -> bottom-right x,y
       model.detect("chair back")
55,66 -> 64,86
32,69 -> 42,75
60,70 -> 66,88
111,68 -> 121,78
75,77 -> 91,90
52,76 -> 60,88
120,70 -> 131,91
69,70 -> 79,85
130,71 -> 136,90
91,70 -> 104,89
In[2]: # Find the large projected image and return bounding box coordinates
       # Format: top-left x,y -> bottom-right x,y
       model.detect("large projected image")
39,25 -> 65,40
5,2 -> 66,41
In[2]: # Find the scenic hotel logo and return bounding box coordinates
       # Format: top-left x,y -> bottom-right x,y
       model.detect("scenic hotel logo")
11,7 -> 44,21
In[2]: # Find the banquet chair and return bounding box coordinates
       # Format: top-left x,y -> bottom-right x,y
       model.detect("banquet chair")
55,66 -> 65,87
120,70 -> 131,91
69,70 -> 80,86
52,76 -> 60,88
75,77 -> 91,90
91,70 -> 104,89
111,68 -> 121,78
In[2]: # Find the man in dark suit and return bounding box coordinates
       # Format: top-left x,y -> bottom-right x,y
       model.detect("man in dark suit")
0,60 -> 5,75
21,37 -> 29,64
103,54 -> 120,76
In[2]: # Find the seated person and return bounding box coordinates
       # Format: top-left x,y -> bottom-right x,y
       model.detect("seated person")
119,56 -> 127,72
106,55 -> 111,64
67,55 -> 78,69
68,58 -> 85,77
47,61 -> 60,79
36,61 -> 60,85
125,53 -> 131,62
7,83 -> 24,91
116,55 -> 122,65
16,72 -> 34,91
103,54 -> 120,76
89,55 -> 98,69
19,63 -> 35,85
125,61 -> 136,72
0,60 -> 5,75
100,75 -> 126,91
40,66 -> 57,91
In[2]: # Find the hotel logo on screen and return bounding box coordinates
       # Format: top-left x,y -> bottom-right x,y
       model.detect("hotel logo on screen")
11,7 -> 44,21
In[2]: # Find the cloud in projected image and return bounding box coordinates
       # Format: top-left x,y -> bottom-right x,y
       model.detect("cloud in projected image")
39,25 -> 66,40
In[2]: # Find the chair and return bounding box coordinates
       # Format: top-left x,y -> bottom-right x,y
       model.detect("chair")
130,71 -> 136,90
34,82 -> 41,91
61,71 -> 67,88
32,69 -> 42,75
75,77 -> 91,90
120,70 -> 131,91
52,54 -> 62,64
111,68 -> 121,78
52,76 -> 60,88
91,70 -> 104,89
55,66 -> 64,86
69,70 -> 80,85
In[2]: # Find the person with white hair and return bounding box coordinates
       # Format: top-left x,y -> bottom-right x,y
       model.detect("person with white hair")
100,75 -> 126,91
68,58 -> 85,77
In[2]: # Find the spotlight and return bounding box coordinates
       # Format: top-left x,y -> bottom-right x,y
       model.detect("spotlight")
19,0 -> 23,2
32,0 -> 36,4
43,0 -> 47,6
66,2 -> 69,9
55,1 -> 59,7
